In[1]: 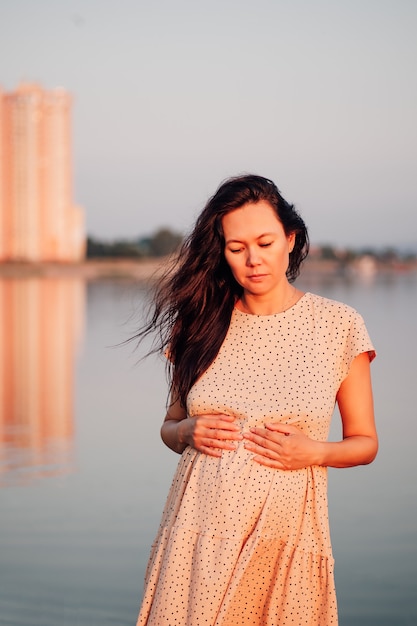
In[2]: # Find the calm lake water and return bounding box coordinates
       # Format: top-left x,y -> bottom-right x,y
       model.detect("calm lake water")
0,270 -> 416,625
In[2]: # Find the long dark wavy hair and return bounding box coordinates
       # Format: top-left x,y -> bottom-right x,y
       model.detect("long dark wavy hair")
135,174 -> 309,407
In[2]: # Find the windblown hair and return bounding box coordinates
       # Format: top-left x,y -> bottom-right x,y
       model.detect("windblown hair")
136,174 -> 309,407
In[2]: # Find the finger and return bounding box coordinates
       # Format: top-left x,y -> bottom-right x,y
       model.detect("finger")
197,422 -> 242,439
199,418 -> 241,433
244,440 -> 278,459
251,455 -> 287,470
201,413 -> 239,424
213,419 -> 242,432
209,428 -> 243,441
194,425 -> 241,441
199,446 -> 222,457
217,414 -> 239,422
204,437 -> 238,449
198,439 -> 238,455
205,412 -> 236,420
265,423 -> 298,435
244,429 -> 282,446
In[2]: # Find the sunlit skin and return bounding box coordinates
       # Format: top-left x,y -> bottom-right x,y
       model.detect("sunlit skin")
222,200 -> 299,315
161,201 -> 378,469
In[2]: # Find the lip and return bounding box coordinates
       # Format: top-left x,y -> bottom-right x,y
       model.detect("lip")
247,274 -> 268,281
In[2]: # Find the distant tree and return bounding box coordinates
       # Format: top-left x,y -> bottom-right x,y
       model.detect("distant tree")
357,247 -> 378,259
379,247 -> 397,264
86,237 -> 111,257
86,228 -> 183,258
111,240 -> 143,257
135,237 -> 152,256
86,236 -> 143,258
148,228 -> 183,257
403,251 -> 417,262
320,245 -> 338,261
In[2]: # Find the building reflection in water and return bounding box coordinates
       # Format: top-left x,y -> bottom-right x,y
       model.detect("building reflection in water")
0,277 -> 85,485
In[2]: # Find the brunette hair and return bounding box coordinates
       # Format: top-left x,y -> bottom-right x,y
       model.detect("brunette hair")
136,174 -> 309,407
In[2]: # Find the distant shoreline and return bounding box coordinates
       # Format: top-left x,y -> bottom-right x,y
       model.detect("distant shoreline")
0,258 -> 167,281
0,256 -> 415,281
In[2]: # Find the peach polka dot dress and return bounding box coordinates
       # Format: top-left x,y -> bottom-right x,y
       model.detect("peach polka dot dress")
137,293 -> 376,626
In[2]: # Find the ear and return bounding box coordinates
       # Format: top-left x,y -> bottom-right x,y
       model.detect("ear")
288,232 -> 296,253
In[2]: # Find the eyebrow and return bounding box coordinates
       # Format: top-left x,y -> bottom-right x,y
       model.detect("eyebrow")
225,232 -> 276,244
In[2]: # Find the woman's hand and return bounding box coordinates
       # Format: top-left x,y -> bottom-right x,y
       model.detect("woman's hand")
161,398 -> 242,456
242,353 -> 378,470
178,414 -> 243,457
243,423 -> 321,470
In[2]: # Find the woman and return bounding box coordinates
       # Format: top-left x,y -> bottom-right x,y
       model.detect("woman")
136,174 -> 378,625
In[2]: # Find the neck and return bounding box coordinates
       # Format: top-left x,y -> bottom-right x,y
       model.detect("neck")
238,284 -> 303,316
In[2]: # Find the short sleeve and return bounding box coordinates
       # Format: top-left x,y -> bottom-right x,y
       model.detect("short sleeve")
340,311 -> 376,382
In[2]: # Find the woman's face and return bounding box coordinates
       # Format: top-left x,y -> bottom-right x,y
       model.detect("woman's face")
222,200 -> 295,297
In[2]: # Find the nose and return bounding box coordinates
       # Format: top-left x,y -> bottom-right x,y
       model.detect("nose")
246,247 -> 262,266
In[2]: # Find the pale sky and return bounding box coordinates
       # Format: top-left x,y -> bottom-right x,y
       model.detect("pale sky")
1,0 -> 416,248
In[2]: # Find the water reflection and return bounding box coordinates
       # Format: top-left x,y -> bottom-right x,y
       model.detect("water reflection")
0,277 -> 85,486
0,272 -> 416,625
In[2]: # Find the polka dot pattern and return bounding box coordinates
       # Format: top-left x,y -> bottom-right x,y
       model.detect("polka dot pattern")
137,293 -> 375,625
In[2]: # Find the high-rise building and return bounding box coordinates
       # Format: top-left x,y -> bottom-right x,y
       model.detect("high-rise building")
0,83 -> 85,262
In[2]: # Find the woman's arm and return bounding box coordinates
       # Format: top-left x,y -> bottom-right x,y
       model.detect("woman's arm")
243,352 -> 378,470
160,397 -> 189,454
318,351 -> 378,467
161,396 -> 243,456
